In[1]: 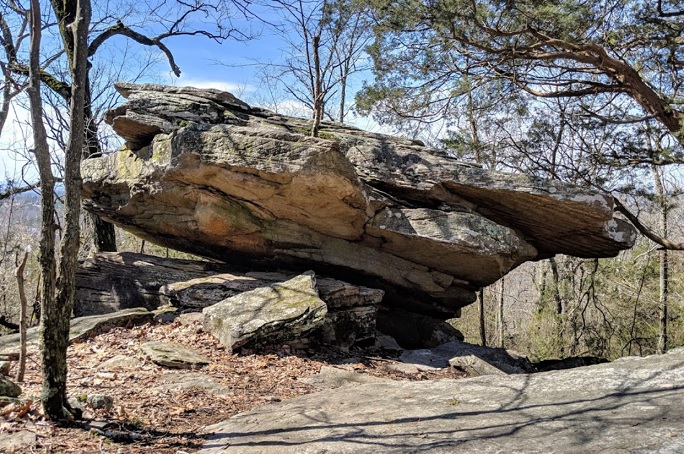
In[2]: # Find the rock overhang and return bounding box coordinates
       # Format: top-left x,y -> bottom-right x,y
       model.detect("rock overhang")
81,82 -> 637,317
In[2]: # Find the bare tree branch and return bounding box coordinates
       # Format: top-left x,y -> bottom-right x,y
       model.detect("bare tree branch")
88,20 -> 181,76
0,182 -> 40,201
614,198 -> 684,250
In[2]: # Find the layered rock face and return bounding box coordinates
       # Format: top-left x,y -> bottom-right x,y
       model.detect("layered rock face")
81,83 -> 636,317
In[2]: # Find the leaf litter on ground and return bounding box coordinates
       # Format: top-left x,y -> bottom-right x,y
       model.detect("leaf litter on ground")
0,316 -> 464,453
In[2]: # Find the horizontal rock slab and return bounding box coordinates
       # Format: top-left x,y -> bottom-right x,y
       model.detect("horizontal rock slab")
75,252 -> 382,347
0,307 -> 153,353
203,272 -> 328,352
75,252 -> 228,316
200,348 -> 684,453
76,252 -> 383,313
160,270 -> 384,311
81,83 -> 636,316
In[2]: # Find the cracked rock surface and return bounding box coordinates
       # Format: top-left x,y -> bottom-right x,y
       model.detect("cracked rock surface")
81,83 -> 636,317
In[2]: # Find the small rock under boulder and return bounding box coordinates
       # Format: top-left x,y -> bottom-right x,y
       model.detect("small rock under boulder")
377,309 -> 464,349
203,272 -> 327,352
399,341 -> 534,374
140,341 -> 209,369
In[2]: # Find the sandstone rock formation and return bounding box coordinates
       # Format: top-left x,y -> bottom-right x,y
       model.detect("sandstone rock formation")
81,83 -> 636,317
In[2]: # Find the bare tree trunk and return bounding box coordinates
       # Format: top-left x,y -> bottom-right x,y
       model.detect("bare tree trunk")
477,288 -> 486,347
657,224 -> 668,354
28,0 -> 59,419
338,67 -> 347,123
311,34 -> 323,137
15,250 -> 29,383
652,164 -> 669,354
40,0 -> 91,420
497,277 -> 505,349
549,257 -> 563,315
536,261 -> 548,311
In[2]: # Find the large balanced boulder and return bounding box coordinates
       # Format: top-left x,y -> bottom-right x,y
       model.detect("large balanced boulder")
81,83 -> 636,317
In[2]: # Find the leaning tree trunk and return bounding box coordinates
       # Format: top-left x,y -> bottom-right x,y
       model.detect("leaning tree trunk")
15,249 -> 29,382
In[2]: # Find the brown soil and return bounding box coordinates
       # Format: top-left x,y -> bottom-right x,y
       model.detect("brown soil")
0,317 -> 464,453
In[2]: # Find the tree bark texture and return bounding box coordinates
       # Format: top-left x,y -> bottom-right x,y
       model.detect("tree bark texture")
311,34 -> 323,137
498,277 -> 505,349
41,0 -> 91,419
28,0 -> 59,418
477,288 -> 486,347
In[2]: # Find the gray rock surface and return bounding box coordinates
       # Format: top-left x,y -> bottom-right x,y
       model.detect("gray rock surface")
164,270 -> 381,347
99,355 -> 143,371
200,347 -> 684,453
0,430 -> 36,453
140,341 -> 209,369
298,365 -> 390,390
156,372 -> 234,397
87,394 -> 114,411
203,272 -> 327,352
81,82 -> 636,317
75,252 -> 228,316
0,375 -> 21,397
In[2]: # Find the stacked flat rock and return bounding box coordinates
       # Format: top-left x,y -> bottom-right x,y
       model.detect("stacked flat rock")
81,83 -> 636,317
